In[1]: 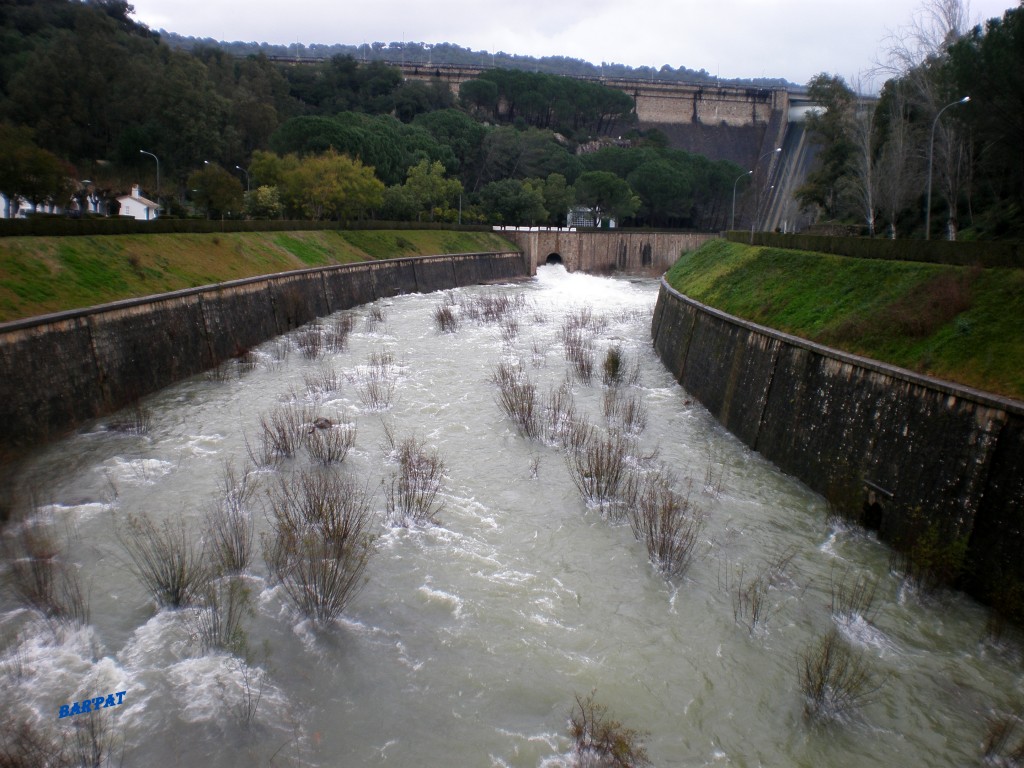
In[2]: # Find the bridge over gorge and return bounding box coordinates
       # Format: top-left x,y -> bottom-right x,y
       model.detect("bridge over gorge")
269,57 -> 827,232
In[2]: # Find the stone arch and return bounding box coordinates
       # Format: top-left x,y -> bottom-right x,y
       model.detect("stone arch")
545,253 -> 563,265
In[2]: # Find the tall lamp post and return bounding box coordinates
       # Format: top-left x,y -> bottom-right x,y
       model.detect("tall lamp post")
731,170 -> 752,231
235,165 -> 250,193
749,147 -> 781,243
925,95 -> 969,240
139,150 -> 160,210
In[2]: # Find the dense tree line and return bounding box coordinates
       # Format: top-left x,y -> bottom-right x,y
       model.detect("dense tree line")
162,35 -> 795,90
458,69 -> 635,137
795,1 -> 1024,240
0,0 -> 740,229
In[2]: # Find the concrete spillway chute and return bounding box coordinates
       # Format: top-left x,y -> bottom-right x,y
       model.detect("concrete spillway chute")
788,104 -> 824,123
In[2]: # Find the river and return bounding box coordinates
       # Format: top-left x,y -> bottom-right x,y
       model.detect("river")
1,265 -> 1020,767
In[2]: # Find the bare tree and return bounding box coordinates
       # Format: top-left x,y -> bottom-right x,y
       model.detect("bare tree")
874,82 -> 920,238
878,0 -> 971,77
845,80 -> 880,236
936,119 -> 971,239
876,0 -> 974,239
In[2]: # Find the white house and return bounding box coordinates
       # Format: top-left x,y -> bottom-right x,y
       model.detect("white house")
117,185 -> 159,220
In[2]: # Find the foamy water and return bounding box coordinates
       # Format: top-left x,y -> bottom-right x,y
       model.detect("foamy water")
1,265 -> 1021,766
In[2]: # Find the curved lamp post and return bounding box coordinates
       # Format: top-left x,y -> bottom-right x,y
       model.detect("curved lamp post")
731,170 -> 752,231
925,95 -> 969,240
139,150 -> 160,208
235,165 -> 251,193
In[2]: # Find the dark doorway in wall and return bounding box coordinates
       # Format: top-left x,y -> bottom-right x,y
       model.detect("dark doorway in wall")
545,253 -> 563,264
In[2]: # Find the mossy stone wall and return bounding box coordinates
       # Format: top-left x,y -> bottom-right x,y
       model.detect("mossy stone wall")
0,251 -> 528,456
652,278 -> 1024,606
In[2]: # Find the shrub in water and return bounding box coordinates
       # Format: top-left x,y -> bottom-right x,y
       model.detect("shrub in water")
627,471 -> 705,578
354,350 -> 399,411
117,512 -> 209,609
983,713 -> 1024,763
295,325 -> 324,359
205,463 -> 256,576
305,414 -> 357,466
565,430 -> 630,510
255,402 -> 317,461
830,567 -> 879,622
4,512 -> 88,627
602,345 -> 624,386
187,576 -> 253,655
728,564 -> 772,634
568,691 -> 650,768
602,389 -> 647,435
433,301 -> 459,333
493,361 -> 540,438
261,469 -> 375,623
544,381 -> 578,444
797,628 -> 883,722
385,436 -> 447,527
324,312 -> 354,352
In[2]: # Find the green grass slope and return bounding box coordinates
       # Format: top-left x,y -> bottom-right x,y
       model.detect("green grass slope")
665,239 -> 1024,401
0,230 -> 516,323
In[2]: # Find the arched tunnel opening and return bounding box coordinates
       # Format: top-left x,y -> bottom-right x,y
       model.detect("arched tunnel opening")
545,253 -> 563,265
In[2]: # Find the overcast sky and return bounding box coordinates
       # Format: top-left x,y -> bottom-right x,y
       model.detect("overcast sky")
128,0 -> 1017,87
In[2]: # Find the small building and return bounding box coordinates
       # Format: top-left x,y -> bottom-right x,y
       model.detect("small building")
566,206 -> 615,229
117,185 -> 159,220
0,194 -> 64,218
1,194 -> 28,219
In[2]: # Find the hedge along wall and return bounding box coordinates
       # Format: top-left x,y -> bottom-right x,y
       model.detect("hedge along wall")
0,217 -> 497,238
0,251 -> 529,457
724,230 -> 1024,268
651,278 -> 1024,607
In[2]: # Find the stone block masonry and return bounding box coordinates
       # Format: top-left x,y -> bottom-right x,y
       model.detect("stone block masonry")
502,229 -> 716,274
0,252 -> 529,457
651,278 -> 1024,607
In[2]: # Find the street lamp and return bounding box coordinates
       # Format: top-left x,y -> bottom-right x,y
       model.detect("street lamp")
925,95 -> 970,240
235,165 -> 251,193
731,170 -> 752,231
139,149 -> 160,207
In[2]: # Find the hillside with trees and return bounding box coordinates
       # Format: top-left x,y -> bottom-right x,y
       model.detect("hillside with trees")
159,35 -> 796,90
1,0 -> 1020,238
0,0 -> 746,230
794,2 -> 1024,240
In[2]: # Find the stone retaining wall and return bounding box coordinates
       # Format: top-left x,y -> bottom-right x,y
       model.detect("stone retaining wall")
0,252 -> 528,455
651,278 -> 1024,605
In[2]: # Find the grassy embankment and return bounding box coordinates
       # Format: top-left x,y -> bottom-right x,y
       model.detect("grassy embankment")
665,239 -> 1024,401
0,229 -> 516,323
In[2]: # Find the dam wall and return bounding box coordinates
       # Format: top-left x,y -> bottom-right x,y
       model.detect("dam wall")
501,229 -> 716,273
0,251 -> 528,456
651,279 -> 1024,605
